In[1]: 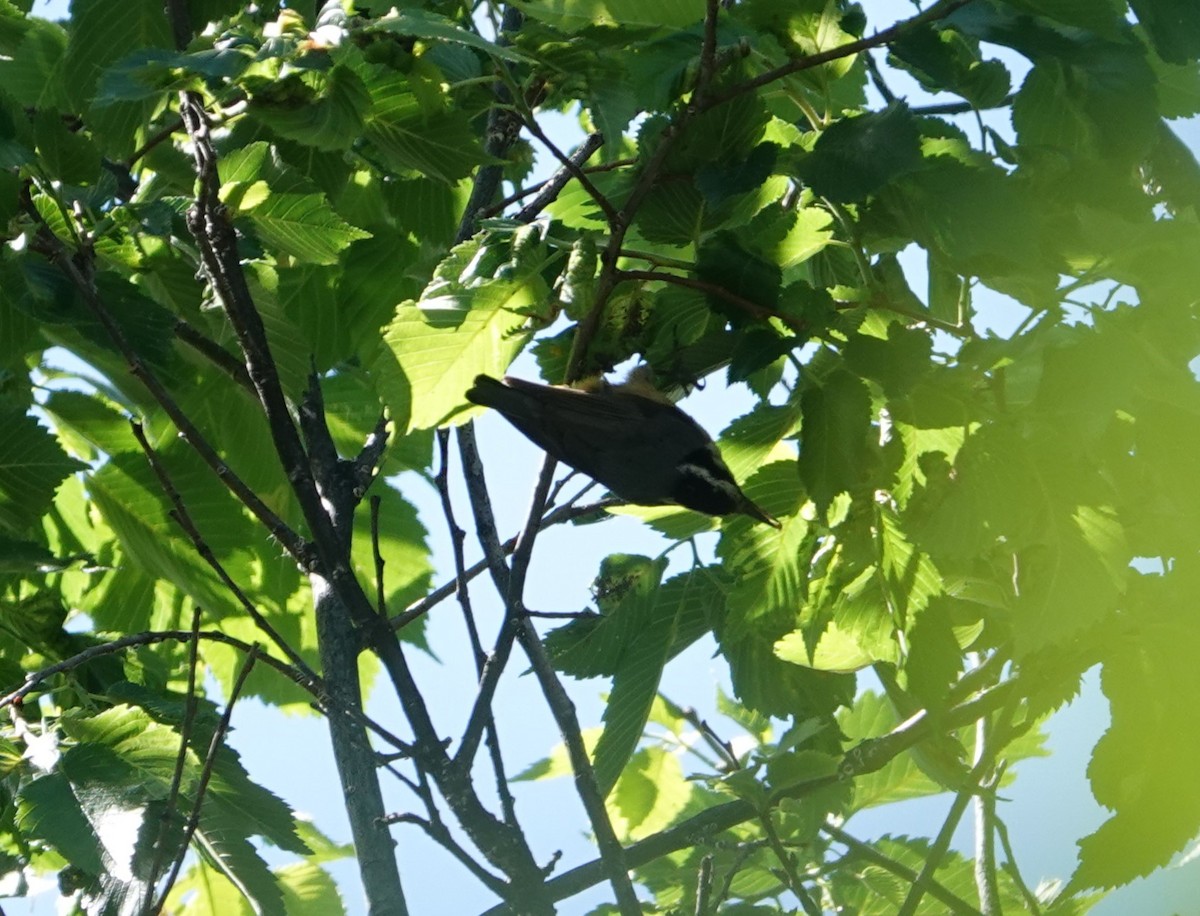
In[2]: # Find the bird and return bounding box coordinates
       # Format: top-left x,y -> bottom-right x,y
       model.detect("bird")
466,372 -> 780,528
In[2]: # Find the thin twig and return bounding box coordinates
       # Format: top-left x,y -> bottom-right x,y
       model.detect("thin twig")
617,268 -> 808,333
392,497 -> 619,631
384,813 -> 509,895
822,824 -> 983,915
153,644 -> 260,913
480,679 -> 1018,911
371,495 -> 387,615
703,0 -> 976,108
513,135 -> 608,223
129,420 -> 322,686
353,414 -> 391,495
995,814 -> 1042,915
173,318 -> 254,392
973,715 -> 1001,915
141,605 -> 204,916
455,424 -> 640,914
759,812 -> 820,915
519,118 -> 619,224
693,0 -> 722,110
483,150 -> 632,220
912,94 -> 1015,116
695,855 -> 713,916
435,429 -> 518,827
897,758 -> 991,916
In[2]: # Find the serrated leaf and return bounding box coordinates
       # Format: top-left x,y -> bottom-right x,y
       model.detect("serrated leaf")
249,65 -> 369,152
608,747 -> 693,842
797,369 -> 873,514
372,8 -> 531,62
0,408 -> 85,535
776,620 -> 875,673
516,0 -> 704,31
16,772 -> 105,875
63,0 -> 173,110
799,103 -> 922,203
1072,567 -> 1200,889
242,193 -> 372,266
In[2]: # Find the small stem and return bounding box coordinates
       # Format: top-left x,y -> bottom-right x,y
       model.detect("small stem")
153,645 -> 260,912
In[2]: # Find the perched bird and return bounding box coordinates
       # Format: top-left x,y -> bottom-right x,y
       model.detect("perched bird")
466,373 -> 780,527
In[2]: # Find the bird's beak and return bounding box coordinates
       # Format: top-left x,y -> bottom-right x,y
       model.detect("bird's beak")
738,496 -> 782,529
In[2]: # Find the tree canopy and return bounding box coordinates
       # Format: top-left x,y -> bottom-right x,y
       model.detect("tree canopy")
1,0 -> 1200,913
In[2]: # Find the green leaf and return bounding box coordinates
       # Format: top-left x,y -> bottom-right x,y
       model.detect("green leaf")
277,861 -> 346,916
797,369 -> 873,514
239,192 -> 372,266
1073,565 -> 1200,888
63,0 -> 173,110
360,66 -> 484,184
17,772 -> 106,875
515,0 -> 705,32
717,463 -> 810,627
1011,504 -> 1128,654
0,17 -> 69,110
372,8 -> 531,62
32,108 -> 100,184
85,454 -> 242,619
1129,0 -> 1200,65
249,65 -> 370,152
592,597 -> 674,796
608,747 -> 693,842
718,402 -> 802,484
0,408 -> 85,535
380,232 -> 548,430
799,103 -> 922,203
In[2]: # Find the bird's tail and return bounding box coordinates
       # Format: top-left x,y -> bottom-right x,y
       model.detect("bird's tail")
465,375 -> 539,420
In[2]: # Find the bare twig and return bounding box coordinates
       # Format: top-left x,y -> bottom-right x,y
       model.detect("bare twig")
519,120 -> 618,224
973,717 -> 1001,915
703,0 -> 976,108
695,855 -> 713,916
693,0 -> 722,110
822,824 -> 983,915
153,644 -> 260,913
617,268 -> 808,334
759,812 -> 820,915
140,606 -> 203,915
995,814 -> 1042,915
353,413 -> 391,495
435,429 -> 518,827
897,756 -> 992,916
482,148 -> 631,220
392,497 -> 619,631
371,495 -> 387,615
455,424 -> 640,915
173,318 -> 254,392
129,420 -> 322,684
384,813 -> 509,895
480,679 -> 1018,911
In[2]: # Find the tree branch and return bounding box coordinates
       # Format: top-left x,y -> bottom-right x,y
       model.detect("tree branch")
822,824 -> 983,915
481,679 -> 1017,911
703,0 -> 976,108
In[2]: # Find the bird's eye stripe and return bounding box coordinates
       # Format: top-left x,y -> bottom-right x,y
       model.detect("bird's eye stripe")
681,446 -> 734,481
